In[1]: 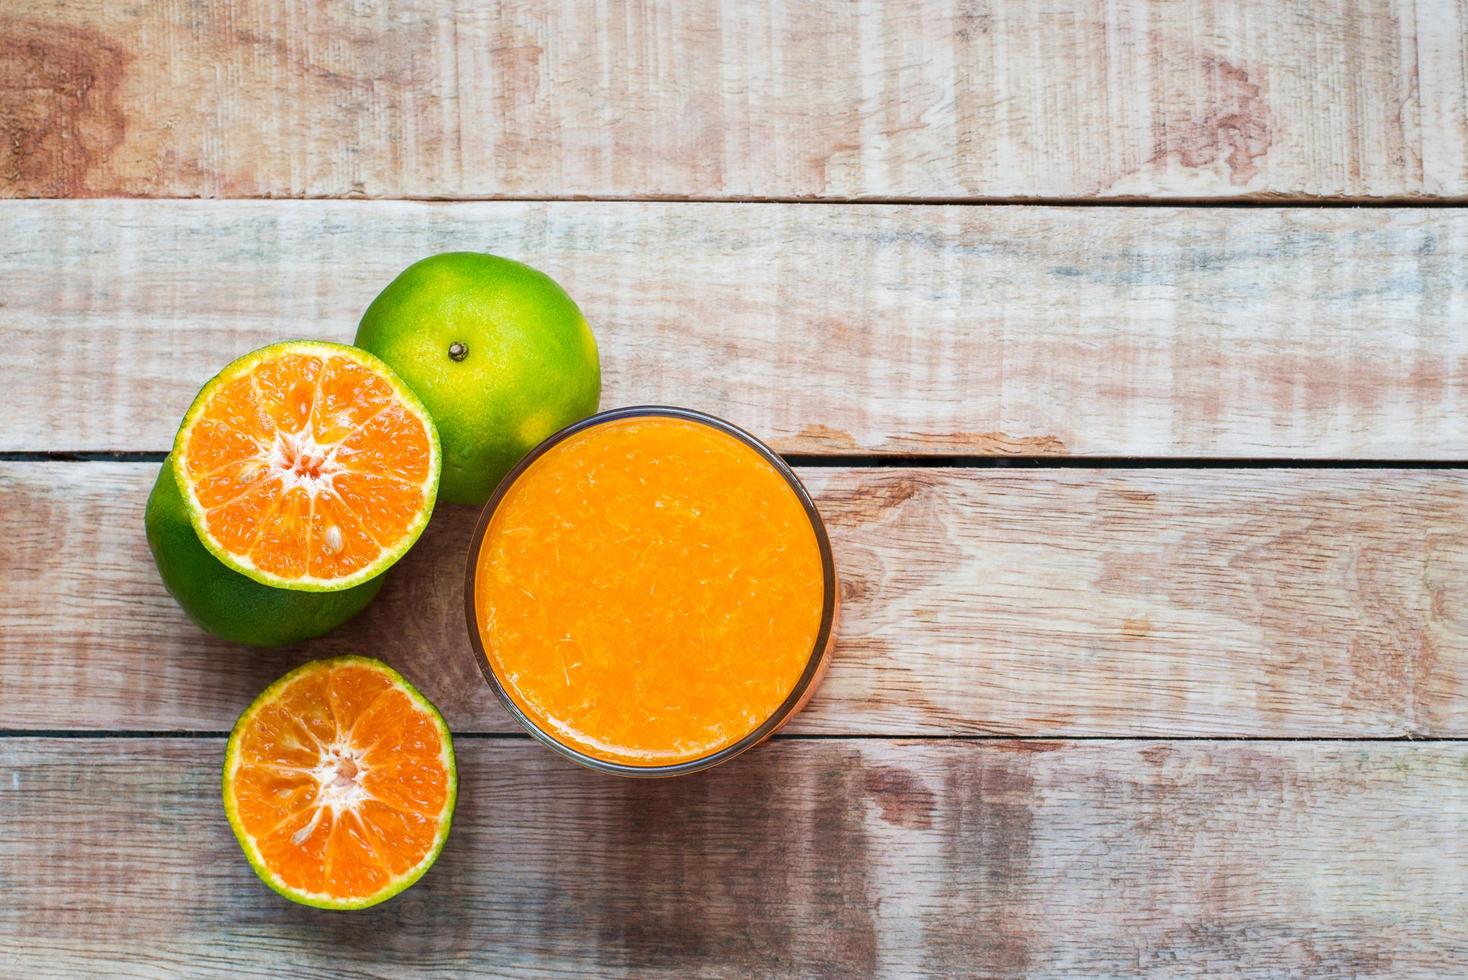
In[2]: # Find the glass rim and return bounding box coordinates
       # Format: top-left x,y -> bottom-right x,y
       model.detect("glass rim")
462,405 -> 838,778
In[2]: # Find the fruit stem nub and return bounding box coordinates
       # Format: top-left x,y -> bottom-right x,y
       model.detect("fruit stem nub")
448,342 -> 469,362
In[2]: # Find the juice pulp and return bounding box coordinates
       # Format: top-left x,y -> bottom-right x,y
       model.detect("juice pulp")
473,416 -> 826,766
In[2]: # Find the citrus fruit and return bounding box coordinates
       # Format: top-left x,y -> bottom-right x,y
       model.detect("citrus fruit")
172,340 -> 440,591
223,655 -> 457,910
354,252 -> 600,506
146,460 -> 384,646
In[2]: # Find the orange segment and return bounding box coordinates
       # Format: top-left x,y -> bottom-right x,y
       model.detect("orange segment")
172,342 -> 439,591
236,699 -> 325,771
182,419 -> 266,478
355,801 -> 439,876
201,376 -> 275,441
332,473 -> 428,549
313,356 -> 393,444
224,656 -> 456,910
335,403 -> 435,483
252,353 -> 322,435
191,458 -> 277,510
324,813 -> 392,897
360,757 -> 451,816
249,485 -> 311,580
270,665 -> 337,748
354,689 -> 446,760
231,765 -> 319,837
306,490 -> 381,580
205,481 -> 282,554
326,661 -> 394,734
257,807 -> 334,895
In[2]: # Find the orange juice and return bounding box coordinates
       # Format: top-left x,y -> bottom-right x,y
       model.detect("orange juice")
467,409 -> 835,773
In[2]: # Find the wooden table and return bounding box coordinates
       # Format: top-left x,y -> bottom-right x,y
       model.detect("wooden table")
4,2 -> 1467,976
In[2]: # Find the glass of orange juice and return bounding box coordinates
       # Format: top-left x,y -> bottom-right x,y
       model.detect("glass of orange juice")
465,406 -> 838,776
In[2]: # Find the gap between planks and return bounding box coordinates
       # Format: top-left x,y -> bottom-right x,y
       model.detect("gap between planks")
4,732 -> 1468,743
5,452 -> 1468,470
27,194 -> 1468,207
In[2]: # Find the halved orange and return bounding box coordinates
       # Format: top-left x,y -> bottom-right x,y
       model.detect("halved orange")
223,656 -> 457,909
172,341 -> 440,591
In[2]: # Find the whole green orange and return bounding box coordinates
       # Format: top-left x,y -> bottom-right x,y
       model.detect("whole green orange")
355,252 -> 601,505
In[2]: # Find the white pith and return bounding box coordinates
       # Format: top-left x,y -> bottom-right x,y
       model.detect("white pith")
266,425 -> 356,557
272,426 -> 350,493
213,423 -> 370,567
289,741 -> 373,845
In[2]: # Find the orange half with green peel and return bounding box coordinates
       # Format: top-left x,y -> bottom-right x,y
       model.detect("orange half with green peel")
223,656 -> 457,910
172,341 -> 440,591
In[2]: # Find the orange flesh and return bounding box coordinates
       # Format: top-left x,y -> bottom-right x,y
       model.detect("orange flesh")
230,662 -> 451,900
179,350 -> 433,582
474,417 -> 826,766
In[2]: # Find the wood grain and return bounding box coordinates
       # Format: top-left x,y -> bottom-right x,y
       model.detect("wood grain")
6,462 -> 1466,737
3,200 -> 1467,457
3,0 -> 1465,200
2,738 -> 1464,977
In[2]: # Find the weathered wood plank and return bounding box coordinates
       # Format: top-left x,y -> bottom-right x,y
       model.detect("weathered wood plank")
4,0 -> 1465,200
5,462 -> 1465,737
1,738 -> 1464,977
3,200 -> 1466,457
